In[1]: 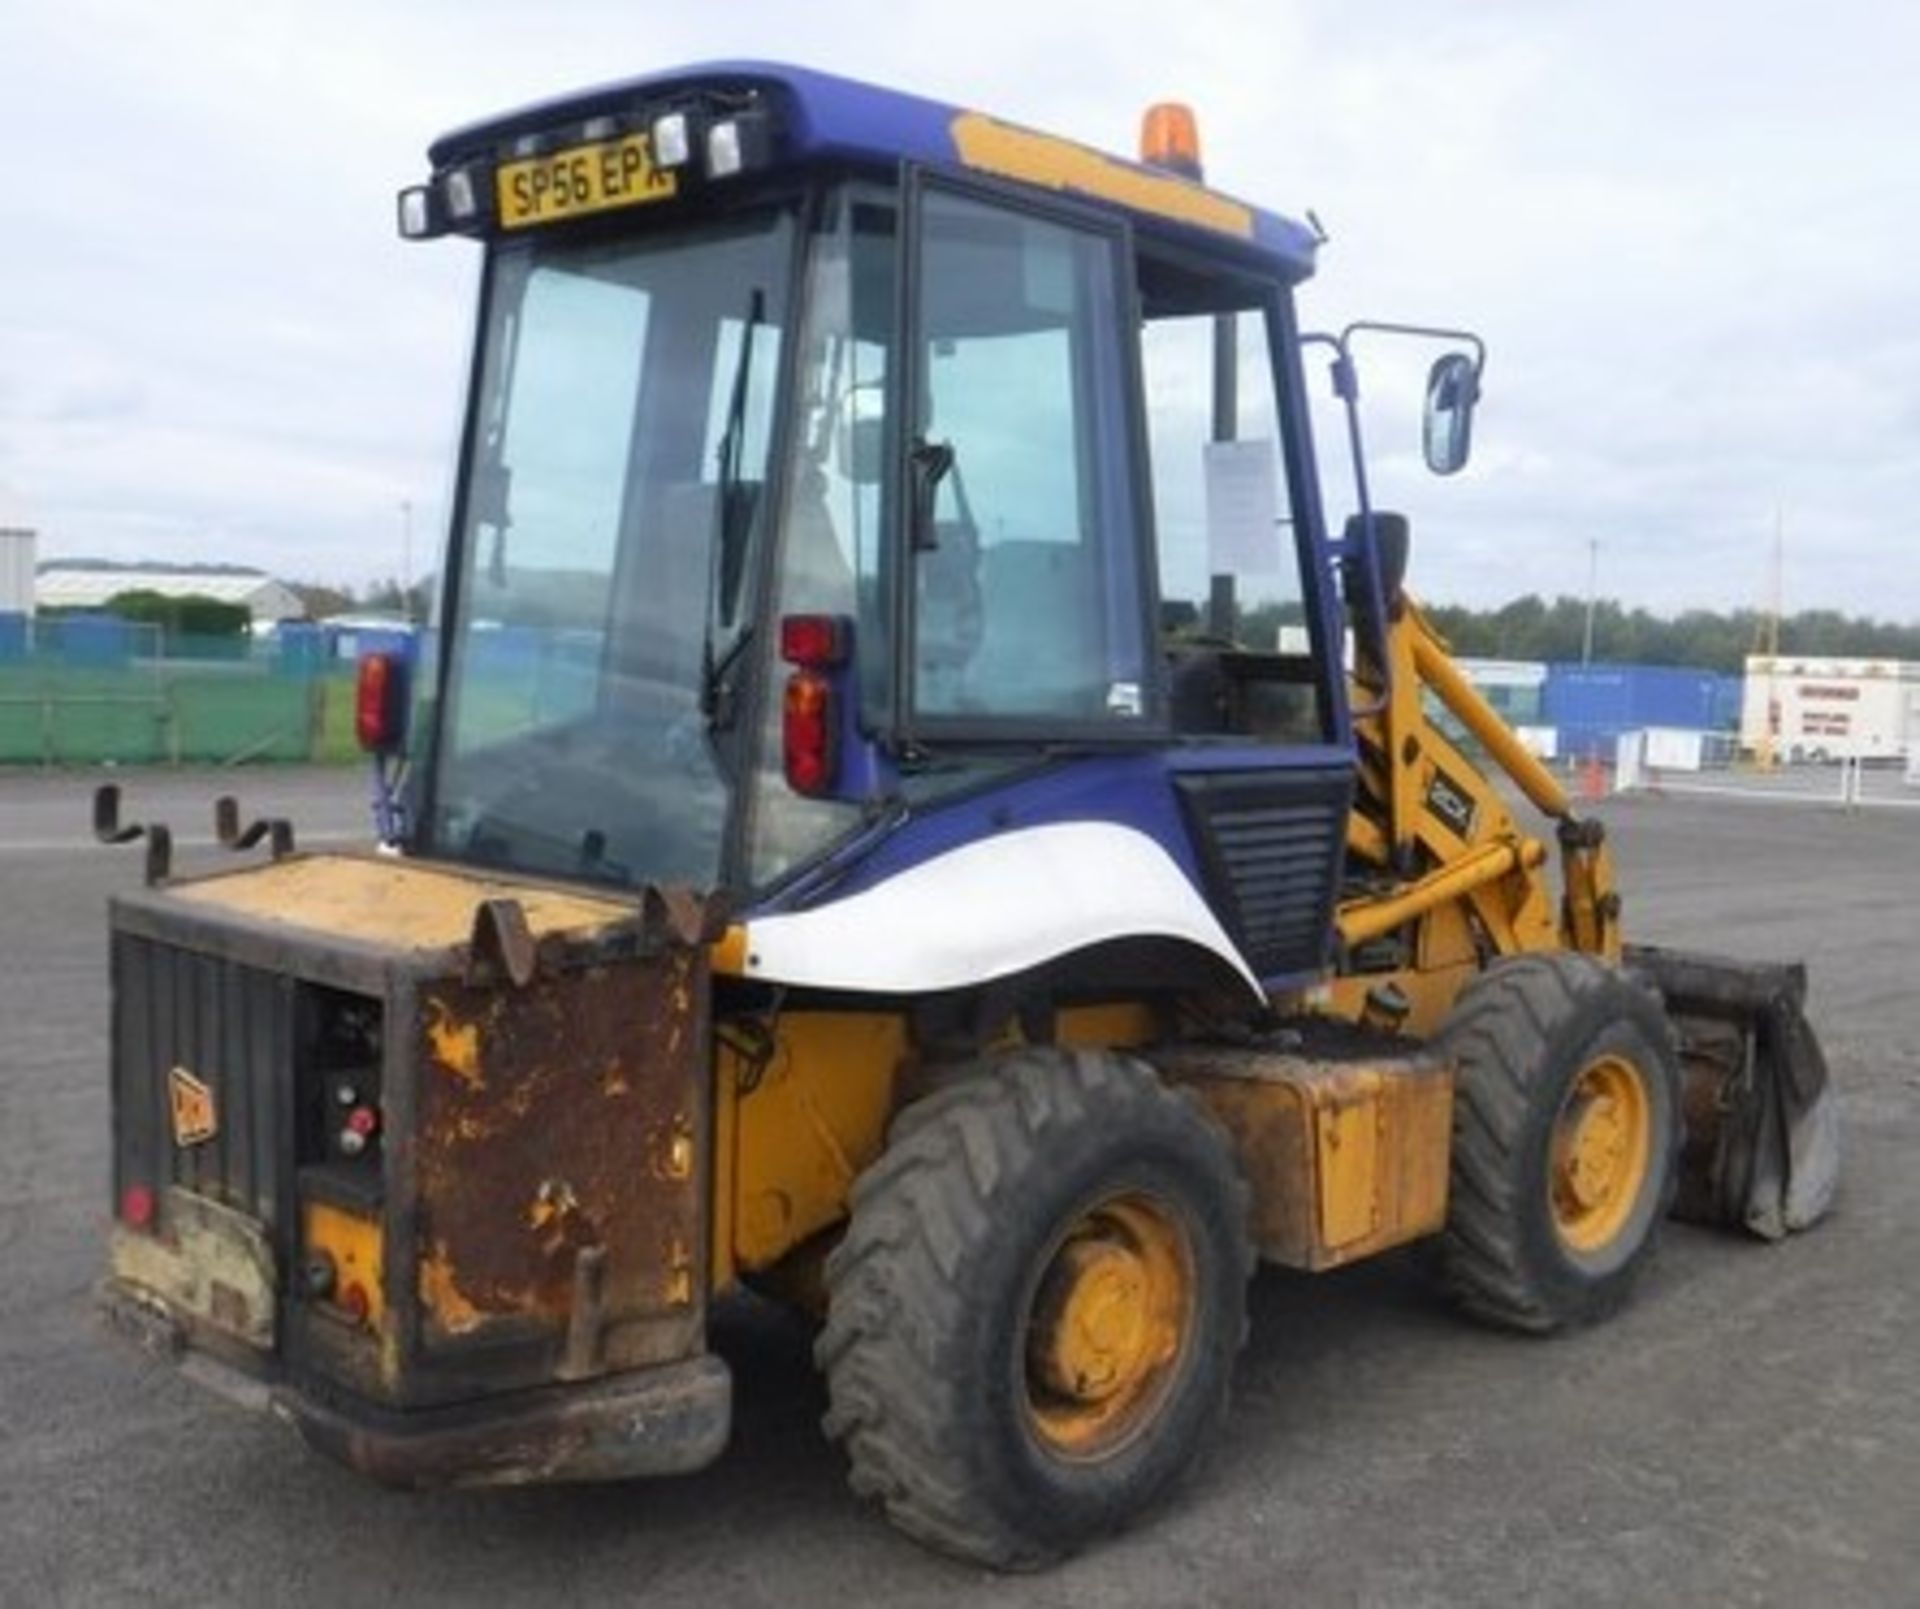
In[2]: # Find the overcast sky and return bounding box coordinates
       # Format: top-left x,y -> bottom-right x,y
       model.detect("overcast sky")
2,1 -> 1915,618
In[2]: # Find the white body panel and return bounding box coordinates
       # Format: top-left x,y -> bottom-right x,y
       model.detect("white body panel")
739,821 -> 1261,997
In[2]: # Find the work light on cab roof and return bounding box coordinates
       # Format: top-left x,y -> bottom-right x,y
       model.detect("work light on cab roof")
396,93 -> 775,240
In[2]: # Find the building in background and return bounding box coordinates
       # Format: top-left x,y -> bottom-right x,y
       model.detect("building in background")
1453,658 -> 1556,757
1,527 -> 36,618
34,562 -> 305,627
1742,655 -> 1920,763
1544,664 -> 1732,763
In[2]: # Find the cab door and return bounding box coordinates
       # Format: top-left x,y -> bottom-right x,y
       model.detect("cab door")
896,174 -> 1161,742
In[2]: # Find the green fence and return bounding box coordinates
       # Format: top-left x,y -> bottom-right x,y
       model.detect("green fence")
0,635 -> 366,767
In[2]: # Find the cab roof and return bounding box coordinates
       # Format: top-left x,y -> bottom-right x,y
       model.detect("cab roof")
427,60 -> 1320,283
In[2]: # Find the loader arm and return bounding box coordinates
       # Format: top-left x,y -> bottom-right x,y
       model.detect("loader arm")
1329,591 -> 1620,1033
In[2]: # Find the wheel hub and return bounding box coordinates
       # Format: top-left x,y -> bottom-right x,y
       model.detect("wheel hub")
1551,1055 -> 1652,1252
1023,1194 -> 1194,1459
1032,1238 -> 1153,1401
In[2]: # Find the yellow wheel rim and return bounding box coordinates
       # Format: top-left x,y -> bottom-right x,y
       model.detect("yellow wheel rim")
1023,1193 -> 1195,1460
1549,1053 -> 1653,1254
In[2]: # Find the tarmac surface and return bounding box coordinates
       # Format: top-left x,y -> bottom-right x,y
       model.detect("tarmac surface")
1,767 -> 1915,1607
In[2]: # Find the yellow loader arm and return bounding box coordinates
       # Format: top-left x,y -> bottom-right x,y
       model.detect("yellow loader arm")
1336,592 -> 1619,993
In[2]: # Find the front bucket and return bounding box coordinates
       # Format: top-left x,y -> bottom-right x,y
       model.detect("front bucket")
1625,945 -> 1840,1240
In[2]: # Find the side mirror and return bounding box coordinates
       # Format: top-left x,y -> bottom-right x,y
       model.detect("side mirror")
1422,352 -> 1480,476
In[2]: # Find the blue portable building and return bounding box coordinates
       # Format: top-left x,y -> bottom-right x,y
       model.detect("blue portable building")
1544,664 -> 1726,760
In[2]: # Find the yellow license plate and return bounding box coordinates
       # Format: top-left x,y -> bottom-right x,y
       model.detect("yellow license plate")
495,134 -> 677,229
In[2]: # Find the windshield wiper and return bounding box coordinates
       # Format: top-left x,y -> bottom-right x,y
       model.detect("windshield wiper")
700,623 -> 755,728
702,286 -> 766,731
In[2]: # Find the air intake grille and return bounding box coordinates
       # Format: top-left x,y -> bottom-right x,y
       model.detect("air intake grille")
1173,768 -> 1350,979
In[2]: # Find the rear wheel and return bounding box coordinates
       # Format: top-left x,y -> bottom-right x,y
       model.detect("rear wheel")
817,1047 -> 1251,1568
1437,953 -> 1681,1332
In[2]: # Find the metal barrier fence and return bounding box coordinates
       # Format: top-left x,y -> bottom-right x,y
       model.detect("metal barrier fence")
0,622 -> 372,767
1613,728 -> 1920,812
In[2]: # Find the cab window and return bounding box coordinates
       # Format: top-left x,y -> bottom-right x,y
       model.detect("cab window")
908,186 -> 1151,727
1138,278 -> 1326,745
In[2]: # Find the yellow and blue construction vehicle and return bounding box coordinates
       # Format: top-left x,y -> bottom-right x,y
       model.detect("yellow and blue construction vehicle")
95,64 -> 1837,1567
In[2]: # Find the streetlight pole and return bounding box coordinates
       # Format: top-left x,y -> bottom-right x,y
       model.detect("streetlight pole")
399,499 -> 414,623
1581,537 -> 1598,666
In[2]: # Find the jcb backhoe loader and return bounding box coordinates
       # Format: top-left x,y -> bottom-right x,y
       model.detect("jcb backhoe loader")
96,64 -> 1837,1567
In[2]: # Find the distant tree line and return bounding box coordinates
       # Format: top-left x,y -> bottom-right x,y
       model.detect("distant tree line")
41,590 -> 252,639
287,577 -> 432,621
1237,593 -> 1920,674
1418,596 -> 1920,674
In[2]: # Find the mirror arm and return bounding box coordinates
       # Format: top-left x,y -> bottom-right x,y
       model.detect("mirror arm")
1301,330 -> 1392,714
907,438 -> 954,553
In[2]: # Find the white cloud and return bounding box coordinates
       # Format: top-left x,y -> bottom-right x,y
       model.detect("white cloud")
0,0 -> 1914,616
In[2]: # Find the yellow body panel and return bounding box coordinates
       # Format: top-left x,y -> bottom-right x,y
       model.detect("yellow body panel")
1055,1003 -> 1160,1047
304,1198 -> 386,1327
709,1001 -> 1161,1289
722,1012 -> 911,1276
1163,1049 -> 1453,1271
172,854 -> 634,950
951,112 -> 1254,239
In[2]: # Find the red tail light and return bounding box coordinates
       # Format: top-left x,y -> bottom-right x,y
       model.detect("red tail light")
780,613 -> 850,668
780,615 -> 849,797
784,670 -> 838,795
119,1183 -> 156,1231
355,652 -> 410,754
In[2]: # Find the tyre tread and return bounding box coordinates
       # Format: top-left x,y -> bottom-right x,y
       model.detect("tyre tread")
817,1047 -> 1248,1567
1435,952 -> 1681,1334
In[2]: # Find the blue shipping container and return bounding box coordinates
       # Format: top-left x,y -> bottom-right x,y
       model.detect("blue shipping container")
1545,663 -> 1724,758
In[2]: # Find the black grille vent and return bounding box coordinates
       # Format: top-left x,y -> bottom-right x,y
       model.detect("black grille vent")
1174,768 -> 1350,979
112,933 -> 294,1226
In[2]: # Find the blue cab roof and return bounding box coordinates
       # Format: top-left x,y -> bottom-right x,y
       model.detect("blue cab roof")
427,61 -> 1320,282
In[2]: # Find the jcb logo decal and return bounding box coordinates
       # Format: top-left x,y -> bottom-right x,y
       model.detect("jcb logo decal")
1424,769 -> 1478,839
169,1066 -> 218,1147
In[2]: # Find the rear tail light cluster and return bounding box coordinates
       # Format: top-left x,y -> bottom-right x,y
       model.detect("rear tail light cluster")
781,614 -> 851,797
354,651 -> 410,755
118,1183 -> 157,1232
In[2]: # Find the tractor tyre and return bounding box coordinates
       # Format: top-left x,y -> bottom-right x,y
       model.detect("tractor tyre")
817,1047 -> 1252,1569
1436,952 -> 1682,1333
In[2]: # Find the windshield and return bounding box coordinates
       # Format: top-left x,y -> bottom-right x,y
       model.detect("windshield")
422,208 -> 793,890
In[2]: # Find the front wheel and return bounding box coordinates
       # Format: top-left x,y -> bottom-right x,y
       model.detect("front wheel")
817,1047 -> 1251,1569
1438,953 -> 1682,1333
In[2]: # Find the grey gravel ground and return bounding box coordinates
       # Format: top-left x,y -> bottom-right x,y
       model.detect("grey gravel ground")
1,767 -> 1914,1608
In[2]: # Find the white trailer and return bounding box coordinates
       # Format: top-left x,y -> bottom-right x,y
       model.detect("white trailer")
1743,655 -> 1920,763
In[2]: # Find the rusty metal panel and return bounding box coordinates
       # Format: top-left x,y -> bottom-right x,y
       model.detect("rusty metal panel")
412,946 -> 709,1377
1160,1042 -> 1452,1271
